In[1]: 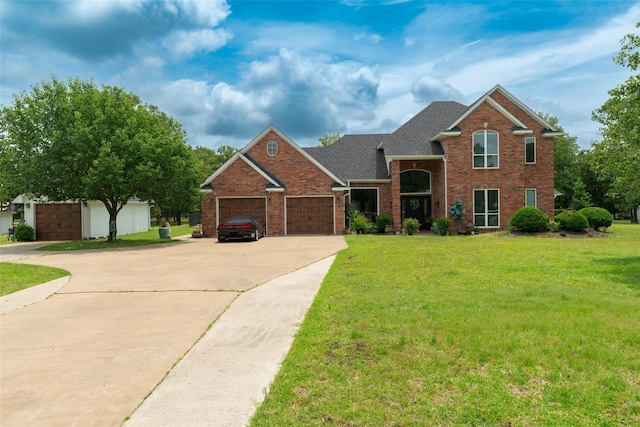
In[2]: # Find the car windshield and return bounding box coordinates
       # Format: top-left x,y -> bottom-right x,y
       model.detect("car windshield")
226,217 -> 251,224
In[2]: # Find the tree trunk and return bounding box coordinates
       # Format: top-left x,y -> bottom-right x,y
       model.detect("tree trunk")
631,208 -> 639,224
108,210 -> 118,242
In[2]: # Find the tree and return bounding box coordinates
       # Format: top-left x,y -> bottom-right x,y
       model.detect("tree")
592,22 -> 640,223
538,113 -> 581,209
318,133 -> 340,147
0,76 -> 194,240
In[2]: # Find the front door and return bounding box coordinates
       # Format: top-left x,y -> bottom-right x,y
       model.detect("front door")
401,196 -> 431,231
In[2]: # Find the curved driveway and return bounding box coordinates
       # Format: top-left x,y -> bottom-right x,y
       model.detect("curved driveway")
0,236 -> 346,426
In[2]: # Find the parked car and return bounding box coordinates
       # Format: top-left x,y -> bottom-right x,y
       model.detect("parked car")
217,217 -> 263,242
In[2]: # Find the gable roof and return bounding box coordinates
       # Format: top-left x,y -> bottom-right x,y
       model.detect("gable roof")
242,125 -> 347,187
432,85 -> 560,141
304,134 -> 389,182
200,152 -> 284,190
379,101 -> 469,157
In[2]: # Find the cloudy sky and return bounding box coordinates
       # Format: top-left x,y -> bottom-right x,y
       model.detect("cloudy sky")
2,0 -> 639,150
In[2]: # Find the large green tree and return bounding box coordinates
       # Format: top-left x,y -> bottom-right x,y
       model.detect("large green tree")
592,23 -> 640,223
0,77 -> 194,240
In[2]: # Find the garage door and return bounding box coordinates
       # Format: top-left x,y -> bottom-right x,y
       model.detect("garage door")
35,204 -> 82,241
218,197 -> 266,229
287,197 -> 334,235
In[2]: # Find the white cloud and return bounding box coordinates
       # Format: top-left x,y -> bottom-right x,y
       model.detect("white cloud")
162,28 -> 232,58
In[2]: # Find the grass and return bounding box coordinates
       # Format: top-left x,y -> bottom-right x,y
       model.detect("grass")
0,263 -> 69,297
36,224 -> 194,251
250,223 -> 640,426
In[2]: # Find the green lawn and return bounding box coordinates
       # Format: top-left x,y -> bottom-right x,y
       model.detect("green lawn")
250,223 -> 640,426
37,224 -> 194,251
0,263 -> 70,297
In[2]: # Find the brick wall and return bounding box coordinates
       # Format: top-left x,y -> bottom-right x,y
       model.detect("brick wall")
441,94 -> 555,229
201,129 -> 345,236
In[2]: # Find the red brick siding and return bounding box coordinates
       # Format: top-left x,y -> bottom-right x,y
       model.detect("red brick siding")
201,130 -> 345,236
441,95 -> 555,229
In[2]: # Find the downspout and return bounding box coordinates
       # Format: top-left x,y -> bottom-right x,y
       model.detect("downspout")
443,157 -> 448,218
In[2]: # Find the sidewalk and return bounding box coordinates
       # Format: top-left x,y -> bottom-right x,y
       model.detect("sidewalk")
125,256 -> 335,427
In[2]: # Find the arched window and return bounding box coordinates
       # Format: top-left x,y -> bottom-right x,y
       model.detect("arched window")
400,170 -> 430,193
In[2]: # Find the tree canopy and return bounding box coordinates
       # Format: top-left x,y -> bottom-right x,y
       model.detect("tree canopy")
592,22 -> 640,223
318,133 -> 340,147
0,76 -> 196,240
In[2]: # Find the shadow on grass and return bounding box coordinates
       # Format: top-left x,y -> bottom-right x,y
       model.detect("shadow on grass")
36,238 -> 182,252
595,256 -> 640,289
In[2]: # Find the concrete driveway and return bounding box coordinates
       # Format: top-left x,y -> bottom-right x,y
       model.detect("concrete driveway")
0,235 -> 346,426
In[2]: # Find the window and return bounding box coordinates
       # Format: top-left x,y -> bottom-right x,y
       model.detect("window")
474,189 -> 499,227
526,189 -> 537,207
525,137 -> 536,163
350,188 -> 378,217
266,140 -> 278,156
400,170 -> 430,193
473,130 -> 499,168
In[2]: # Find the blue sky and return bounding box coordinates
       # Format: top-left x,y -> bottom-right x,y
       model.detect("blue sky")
2,0 -> 639,150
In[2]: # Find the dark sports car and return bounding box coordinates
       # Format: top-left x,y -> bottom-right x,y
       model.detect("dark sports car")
217,216 -> 263,242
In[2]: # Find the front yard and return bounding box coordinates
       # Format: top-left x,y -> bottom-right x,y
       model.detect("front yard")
251,223 -> 640,426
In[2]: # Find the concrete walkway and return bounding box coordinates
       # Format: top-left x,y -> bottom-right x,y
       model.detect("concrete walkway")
0,236 -> 346,427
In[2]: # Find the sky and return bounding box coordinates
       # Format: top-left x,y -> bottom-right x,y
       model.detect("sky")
2,0 -> 639,150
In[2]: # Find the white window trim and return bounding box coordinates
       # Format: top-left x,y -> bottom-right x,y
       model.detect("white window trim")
472,130 -> 499,169
525,136 -> 536,164
473,188 -> 500,228
266,140 -> 278,156
525,188 -> 537,208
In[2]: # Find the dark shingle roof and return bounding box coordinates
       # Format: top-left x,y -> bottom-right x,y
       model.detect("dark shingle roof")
304,134 -> 389,182
380,101 -> 469,156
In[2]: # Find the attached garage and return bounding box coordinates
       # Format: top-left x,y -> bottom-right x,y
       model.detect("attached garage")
35,203 -> 82,241
286,197 -> 334,235
218,197 -> 267,231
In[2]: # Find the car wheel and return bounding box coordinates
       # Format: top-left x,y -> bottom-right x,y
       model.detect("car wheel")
218,237 -> 225,243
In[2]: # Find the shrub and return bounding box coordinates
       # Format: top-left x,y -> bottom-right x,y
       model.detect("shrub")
375,214 -> 393,232
402,218 -> 420,235
510,206 -> 550,232
351,213 -> 372,234
578,207 -> 613,230
14,224 -> 35,241
434,217 -> 452,236
548,221 -> 560,232
448,199 -> 466,224
554,210 -> 589,232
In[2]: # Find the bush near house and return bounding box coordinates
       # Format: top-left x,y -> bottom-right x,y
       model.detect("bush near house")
375,214 -> 393,233
510,206 -> 550,232
402,218 -> 420,235
554,209 -> 589,232
578,207 -> 613,230
351,213 -> 372,234
434,217 -> 452,236
13,224 -> 34,241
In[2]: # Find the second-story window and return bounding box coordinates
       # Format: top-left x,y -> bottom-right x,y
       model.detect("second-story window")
525,137 -> 536,163
473,130 -> 499,168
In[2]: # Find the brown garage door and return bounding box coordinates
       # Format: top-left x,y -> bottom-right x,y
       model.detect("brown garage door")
287,197 -> 334,235
35,203 -> 82,241
218,198 -> 266,229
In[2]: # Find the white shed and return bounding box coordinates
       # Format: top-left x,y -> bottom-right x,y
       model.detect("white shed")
13,195 -> 150,241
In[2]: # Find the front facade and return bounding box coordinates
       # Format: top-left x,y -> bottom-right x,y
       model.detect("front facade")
201,85 -> 560,237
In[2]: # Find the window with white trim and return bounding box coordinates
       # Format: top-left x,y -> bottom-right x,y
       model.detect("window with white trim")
266,140 -> 278,156
526,188 -> 537,207
473,130 -> 499,168
525,137 -> 536,164
474,189 -> 499,227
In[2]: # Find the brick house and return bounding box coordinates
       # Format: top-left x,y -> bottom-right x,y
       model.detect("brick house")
200,85 -> 560,237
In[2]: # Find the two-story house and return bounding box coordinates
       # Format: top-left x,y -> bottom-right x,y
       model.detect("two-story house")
200,85 -> 560,237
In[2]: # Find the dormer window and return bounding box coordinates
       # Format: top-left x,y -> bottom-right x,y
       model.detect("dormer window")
473,130 -> 499,169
